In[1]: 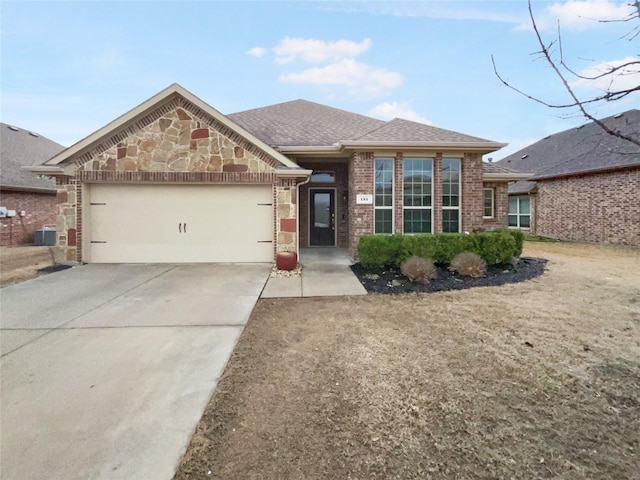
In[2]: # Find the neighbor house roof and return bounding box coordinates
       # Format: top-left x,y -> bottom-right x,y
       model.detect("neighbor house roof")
0,123 -> 64,193
497,109 -> 640,180
482,161 -> 531,181
230,100 -> 507,154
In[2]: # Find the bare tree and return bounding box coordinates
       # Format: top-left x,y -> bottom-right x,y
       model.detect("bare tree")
493,0 -> 640,147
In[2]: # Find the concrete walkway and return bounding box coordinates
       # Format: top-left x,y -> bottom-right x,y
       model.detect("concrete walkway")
261,248 -> 367,298
0,263 -> 270,480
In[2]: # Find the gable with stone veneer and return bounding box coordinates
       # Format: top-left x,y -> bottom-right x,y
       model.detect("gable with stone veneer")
81,108 -> 274,175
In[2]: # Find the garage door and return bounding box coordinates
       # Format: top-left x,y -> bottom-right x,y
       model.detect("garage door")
84,184 -> 274,263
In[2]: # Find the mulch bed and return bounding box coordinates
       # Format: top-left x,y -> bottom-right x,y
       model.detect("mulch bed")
351,257 -> 547,294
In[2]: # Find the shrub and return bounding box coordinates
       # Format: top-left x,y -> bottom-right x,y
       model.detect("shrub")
478,230 -> 516,265
357,231 -> 519,268
401,256 -> 437,282
493,229 -> 524,257
449,252 -> 487,277
358,234 -> 408,267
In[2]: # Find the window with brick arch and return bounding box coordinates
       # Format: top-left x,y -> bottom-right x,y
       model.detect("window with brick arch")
374,158 -> 394,234
403,158 -> 433,233
442,158 -> 461,232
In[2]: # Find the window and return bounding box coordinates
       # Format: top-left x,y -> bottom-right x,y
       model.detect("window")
374,158 -> 394,233
442,158 -> 461,232
508,195 -> 530,228
310,171 -> 335,183
483,188 -> 494,218
403,158 -> 433,233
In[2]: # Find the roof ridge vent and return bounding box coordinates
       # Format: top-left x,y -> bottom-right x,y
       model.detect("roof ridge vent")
614,112 -> 623,118
28,131 -> 40,137
576,125 -> 584,130
7,125 -> 19,131
521,154 -> 528,159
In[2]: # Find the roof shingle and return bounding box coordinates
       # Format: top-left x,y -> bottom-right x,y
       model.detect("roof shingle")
497,110 -> 640,179
1,123 -> 64,191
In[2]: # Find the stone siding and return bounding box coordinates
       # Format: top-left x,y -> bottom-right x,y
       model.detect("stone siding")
0,190 -> 56,246
534,167 -> 639,245
55,107 -> 293,262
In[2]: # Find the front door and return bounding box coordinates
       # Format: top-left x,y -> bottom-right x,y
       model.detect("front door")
310,189 -> 335,246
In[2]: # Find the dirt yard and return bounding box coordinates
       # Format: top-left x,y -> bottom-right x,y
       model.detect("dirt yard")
0,245 -> 56,288
174,241 -> 640,480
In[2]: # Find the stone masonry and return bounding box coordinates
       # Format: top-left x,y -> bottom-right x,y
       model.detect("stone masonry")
54,106 -> 299,262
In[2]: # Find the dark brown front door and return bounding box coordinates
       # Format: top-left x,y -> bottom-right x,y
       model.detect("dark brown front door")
310,189 -> 335,246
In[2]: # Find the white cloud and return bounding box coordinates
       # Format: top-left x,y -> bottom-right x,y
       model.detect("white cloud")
570,56 -> 640,92
273,37 -> 371,64
247,47 -> 267,57
519,0 -> 636,31
279,59 -> 403,98
368,102 -> 431,124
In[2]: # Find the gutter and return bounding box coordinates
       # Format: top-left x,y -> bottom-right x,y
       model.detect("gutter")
483,172 -> 533,181
23,164 -> 75,176
277,141 -> 508,156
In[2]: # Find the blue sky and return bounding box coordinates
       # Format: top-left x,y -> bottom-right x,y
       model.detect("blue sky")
1,0 -> 638,159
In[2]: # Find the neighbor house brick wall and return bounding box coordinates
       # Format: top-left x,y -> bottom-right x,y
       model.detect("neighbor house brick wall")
535,167 -> 640,245
55,106 -> 292,263
298,160 -> 348,248
0,190 -> 56,246
481,181 -> 509,230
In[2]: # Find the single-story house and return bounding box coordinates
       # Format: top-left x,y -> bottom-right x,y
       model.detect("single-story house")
1,123 -> 65,245
29,84 -> 527,263
497,109 -> 640,245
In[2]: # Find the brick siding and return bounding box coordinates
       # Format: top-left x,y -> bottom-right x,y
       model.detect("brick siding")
481,181 -> 509,230
534,167 -> 639,245
0,190 -> 56,246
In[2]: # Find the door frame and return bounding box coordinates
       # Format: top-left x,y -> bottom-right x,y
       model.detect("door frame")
308,187 -> 337,247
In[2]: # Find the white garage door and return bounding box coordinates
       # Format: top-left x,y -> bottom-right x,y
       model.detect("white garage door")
84,184 -> 274,263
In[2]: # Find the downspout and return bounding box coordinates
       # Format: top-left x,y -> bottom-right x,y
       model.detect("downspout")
295,176 -> 311,260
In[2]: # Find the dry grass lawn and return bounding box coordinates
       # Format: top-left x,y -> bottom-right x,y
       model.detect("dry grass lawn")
175,241 -> 640,480
0,246 -> 55,288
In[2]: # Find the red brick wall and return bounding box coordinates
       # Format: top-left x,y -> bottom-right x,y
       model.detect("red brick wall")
0,190 -> 56,246
348,152 -> 374,258
461,153 -> 484,232
535,168 -> 640,245
297,160 -> 348,248
482,181 -> 509,230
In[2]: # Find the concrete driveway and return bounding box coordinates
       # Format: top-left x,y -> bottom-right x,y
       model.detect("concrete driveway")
0,263 -> 270,480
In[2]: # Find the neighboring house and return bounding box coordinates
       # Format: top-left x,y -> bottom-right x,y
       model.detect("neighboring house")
29,84 -> 526,263
497,110 -> 640,245
0,123 -> 65,245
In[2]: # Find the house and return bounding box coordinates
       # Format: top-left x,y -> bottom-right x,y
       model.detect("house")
0,123 -> 65,245
29,84 -> 526,263
497,110 -> 640,245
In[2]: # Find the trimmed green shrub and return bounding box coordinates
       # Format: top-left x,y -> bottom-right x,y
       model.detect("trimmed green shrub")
401,256 -> 437,282
358,234 -> 408,267
357,230 -> 519,268
478,230 -> 516,265
450,252 -> 487,277
493,229 -> 524,257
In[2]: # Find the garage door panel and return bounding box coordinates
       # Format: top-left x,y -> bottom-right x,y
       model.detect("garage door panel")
86,184 -> 274,263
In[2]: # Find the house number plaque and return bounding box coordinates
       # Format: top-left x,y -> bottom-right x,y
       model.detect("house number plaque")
356,194 -> 373,204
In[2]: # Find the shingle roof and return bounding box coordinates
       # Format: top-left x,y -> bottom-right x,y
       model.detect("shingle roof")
229,99 -> 385,147
1,123 -> 64,192
497,110 -> 640,180
229,99 -> 500,148
353,118 -> 492,143
508,180 -> 538,194
482,162 -> 520,175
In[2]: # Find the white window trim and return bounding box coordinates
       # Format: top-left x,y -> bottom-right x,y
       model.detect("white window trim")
483,187 -> 494,219
401,157 -> 434,234
374,157 -> 394,234
508,195 -> 531,229
442,158 -> 461,233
